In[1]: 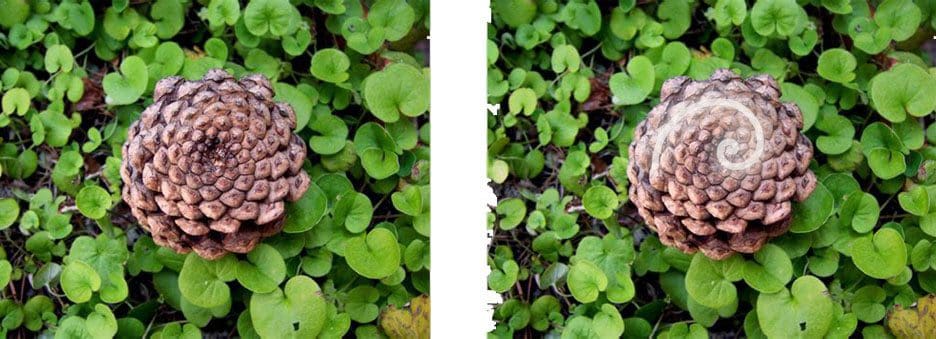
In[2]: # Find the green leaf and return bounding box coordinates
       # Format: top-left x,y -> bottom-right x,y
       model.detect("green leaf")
817,48 -> 856,84
657,0 -> 691,39
61,260 -> 101,303
354,122 -> 402,179
103,7 -> 139,40
742,244 -> 793,293
875,0 -> 922,41
508,88 -> 537,115
203,0 -> 241,28
860,122 -> 908,179
368,0 -> 416,41
345,286 -> 380,323
102,56 -> 148,105
493,0 -> 537,27
314,0 -> 346,14
567,259 -> 607,303
851,228 -> 908,279
250,276 -> 327,338
488,259 -> 519,293
56,1 -> 96,36
750,0 -> 807,37
839,192 -> 879,233
282,182 -> 328,233
75,185 -> 112,219
551,45 -> 580,74
852,285 -> 886,323
609,55 -> 654,105
815,113 -> 855,155
495,198 -> 526,230
392,185 -> 427,216
235,244 -> 286,294
582,185 -> 619,219
283,28 -> 310,57
898,185 -> 930,216
344,228 -> 401,279
178,254 -> 237,308
310,48 -> 350,83
756,276 -> 834,338
364,63 -> 429,122
44,45 -> 74,73
685,253 -> 743,308
870,63 -> 936,123
560,1 -> 601,36
712,0 -> 747,27
65,236 -> 129,303
0,198 -> 19,230
151,0 -> 184,38
2,88 -> 30,115
334,192 -> 374,233
790,182 -> 833,233
243,0 -> 299,36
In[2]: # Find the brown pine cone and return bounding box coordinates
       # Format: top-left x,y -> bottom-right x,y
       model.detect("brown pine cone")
627,69 -> 817,260
120,69 -> 311,260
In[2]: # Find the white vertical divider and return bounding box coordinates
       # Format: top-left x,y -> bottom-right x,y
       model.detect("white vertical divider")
430,1 -> 497,336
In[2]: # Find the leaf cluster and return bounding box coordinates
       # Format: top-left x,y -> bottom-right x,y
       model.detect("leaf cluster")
487,0 -> 936,337
0,0 -> 429,338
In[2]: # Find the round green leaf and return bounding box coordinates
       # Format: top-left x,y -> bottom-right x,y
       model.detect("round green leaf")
61,260 -> 101,303
840,192 -> 880,233
235,244 -> 286,294
345,228 -> 402,279
250,276 -> 327,338
495,198 -> 526,230
741,244 -> 793,293
354,122 -> 402,179
567,260 -> 608,303
364,63 -> 429,122
685,253 -> 743,308
2,88 -> 30,116
0,198 -> 19,230
790,182 -> 833,233
609,56 -> 654,105
582,185 -> 619,219
310,48 -> 350,83
334,192 -> 374,233
817,48 -> 856,84
756,276 -> 834,338
243,0 -> 300,36
750,0 -> 807,37
551,45 -> 580,74
508,88 -> 537,115
898,185 -> 930,216
870,63 -> 936,123
178,254 -> 237,308
851,228 -> 908,279
75,185 -> 112,219
45,45 -> 74,74
282,182 -> 327,233
102,56 -> 148,105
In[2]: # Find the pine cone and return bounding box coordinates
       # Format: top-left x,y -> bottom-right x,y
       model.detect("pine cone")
627,69 -> 817,260
120,69 -> 311,260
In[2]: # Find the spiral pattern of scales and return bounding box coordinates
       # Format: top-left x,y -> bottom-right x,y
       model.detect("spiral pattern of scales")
627,69 -> 817,259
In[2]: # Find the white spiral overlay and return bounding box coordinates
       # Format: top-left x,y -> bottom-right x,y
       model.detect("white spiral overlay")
650,98 -> 765,176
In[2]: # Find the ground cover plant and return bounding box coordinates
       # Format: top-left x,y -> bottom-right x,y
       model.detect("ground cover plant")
487,0 -> 936,337
0,0 -> 429,338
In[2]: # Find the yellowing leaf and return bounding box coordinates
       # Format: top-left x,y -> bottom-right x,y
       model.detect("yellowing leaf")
380,295 -> 429,339
888,295 -> 936,339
